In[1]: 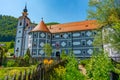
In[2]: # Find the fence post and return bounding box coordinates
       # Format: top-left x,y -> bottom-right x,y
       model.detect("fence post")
23,70 -> 26,80
32,69 -> 35,80
35,68 -> 38,80
18,71 -> 22,80
12,74 -> 16,80
28,70 -> 31,80
37,63 -> 42,80
5,75 -> 9,80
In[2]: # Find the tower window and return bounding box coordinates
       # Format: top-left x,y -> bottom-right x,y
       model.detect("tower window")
19,22 -> 22,26
26,23 -> 28,26
19,31 -> 21,33
18,40 -> 20,43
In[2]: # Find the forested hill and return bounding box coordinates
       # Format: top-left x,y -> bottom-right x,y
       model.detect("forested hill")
0,15 -> 59,42
0,15 -> 18,42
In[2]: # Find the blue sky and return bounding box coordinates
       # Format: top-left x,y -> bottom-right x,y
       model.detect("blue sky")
0,0 -> 89,23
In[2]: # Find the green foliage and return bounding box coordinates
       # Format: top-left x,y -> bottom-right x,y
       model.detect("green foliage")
61,50 -> 67,59
88,0 -> 120,53
6,60 -> 15,67
86,52 -> 114,80
43,43 -> 52,57
50,54 -> 86,80
9,41 -> 14,49
0,15 -> 18,42
80,59 -> 90,67
22,48 -> 32,66
0,42 -> 14,56
93,29 -> 103,47
25,48 -> 31,57
104,23 -> 120,51
88,0 -> 120,27
9,49 -> 14,56
24,54 -> 30,64
46,22 -> 59,26
0,47 -> 6,66
50,66 -> 66,80
0,65 -> 36,80
63,55 -> 86,80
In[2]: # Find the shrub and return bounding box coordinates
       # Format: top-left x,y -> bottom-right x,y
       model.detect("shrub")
10,53 -> 14,56
7,60 -> 15,67
24,54 -> 30,64
86,53 -> 114,80
61,50 -> 67,60
80,59 -> 90,67
63,56 -> 86,80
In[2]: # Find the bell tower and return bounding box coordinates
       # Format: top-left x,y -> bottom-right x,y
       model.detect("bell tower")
14,5 -> 30,57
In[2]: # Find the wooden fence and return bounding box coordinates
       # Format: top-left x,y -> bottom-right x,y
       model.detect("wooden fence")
4,60 -> 67,80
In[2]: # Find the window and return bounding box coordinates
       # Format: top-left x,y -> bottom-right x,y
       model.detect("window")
81,40 -> 86,46
60,34 -> 63,38
19,31 -> 21,33
32,50 -> 37,55
16,48 -> 19,52
68,34 -> 71,38
93,31 -> 97,35
48,34 -> 51,38
68,41 -> 71,46
52,34 -> 55,38
19,22 -> 22,26
33,39 -> 37,42
34,33 -> 37,38
33,43 -> 37,47
26,23 -> 28,26
18,40 -> 20,43
81,32 -> 85,37
82,50 -> 86,54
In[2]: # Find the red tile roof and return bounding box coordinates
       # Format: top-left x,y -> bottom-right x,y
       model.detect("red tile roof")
47,20 -> 98,33
31,20 -> 98,33
31,20 -> 50,32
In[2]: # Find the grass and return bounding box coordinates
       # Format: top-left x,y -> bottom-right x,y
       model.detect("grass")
0,65 -> 36,80
0,42 -> 11,47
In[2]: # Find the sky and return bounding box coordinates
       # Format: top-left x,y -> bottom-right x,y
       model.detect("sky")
0,0 -> 89,24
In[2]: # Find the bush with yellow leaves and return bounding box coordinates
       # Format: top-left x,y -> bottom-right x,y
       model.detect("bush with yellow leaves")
43,59 -> 54,65
43,59 -> 49,65
50,66 -> 66,80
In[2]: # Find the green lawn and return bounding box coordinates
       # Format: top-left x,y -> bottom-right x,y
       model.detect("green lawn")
0,65 -> 36,80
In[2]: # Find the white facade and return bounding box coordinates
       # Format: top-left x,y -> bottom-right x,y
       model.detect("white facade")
102,28 -> 120,61
14,6 -> 35,57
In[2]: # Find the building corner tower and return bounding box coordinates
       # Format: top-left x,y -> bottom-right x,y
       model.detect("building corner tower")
14,5 -> 31,57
